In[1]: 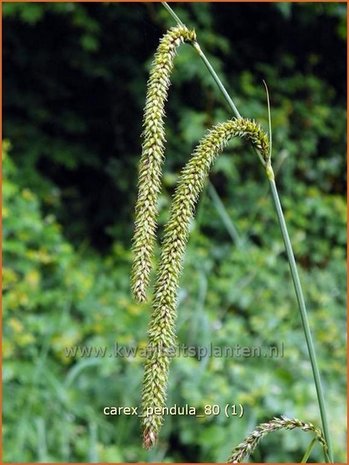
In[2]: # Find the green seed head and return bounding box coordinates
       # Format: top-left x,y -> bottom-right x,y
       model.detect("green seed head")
131,26 -> 196,303
228,416 -> 329,463
140,117 -> 269,447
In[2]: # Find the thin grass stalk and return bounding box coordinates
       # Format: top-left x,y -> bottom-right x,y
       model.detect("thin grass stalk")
268,177 -> 333,462
207,182 -> 242,247
162,2 -> 333,461
301,437 -> 317,463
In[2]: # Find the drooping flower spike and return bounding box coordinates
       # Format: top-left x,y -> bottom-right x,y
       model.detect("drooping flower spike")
131,26 -> 196,303
228,416 -> 329,463
141,117 -> 270,448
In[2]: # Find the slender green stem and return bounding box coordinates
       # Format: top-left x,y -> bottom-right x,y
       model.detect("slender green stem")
301,433 -> 330,463
268,178 -> 333,462
192,41 -> 241,119
161,2 -> 333,462
208,182 -> 243,248
193,40 -> 266,170
162,2 -> 184,27
301,437 -> 317,463
163,4 -> 241,118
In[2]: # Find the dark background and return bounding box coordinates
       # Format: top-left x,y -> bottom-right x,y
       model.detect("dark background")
3,2 -> 347,462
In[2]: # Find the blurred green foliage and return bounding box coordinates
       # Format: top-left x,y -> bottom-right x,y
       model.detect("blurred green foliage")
3,3 -> 346,462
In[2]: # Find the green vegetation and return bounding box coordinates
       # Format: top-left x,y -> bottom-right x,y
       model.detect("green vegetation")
3,3 -> 346,462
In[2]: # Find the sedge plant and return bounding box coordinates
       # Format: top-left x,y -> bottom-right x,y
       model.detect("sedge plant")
131,4 -> 333,462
